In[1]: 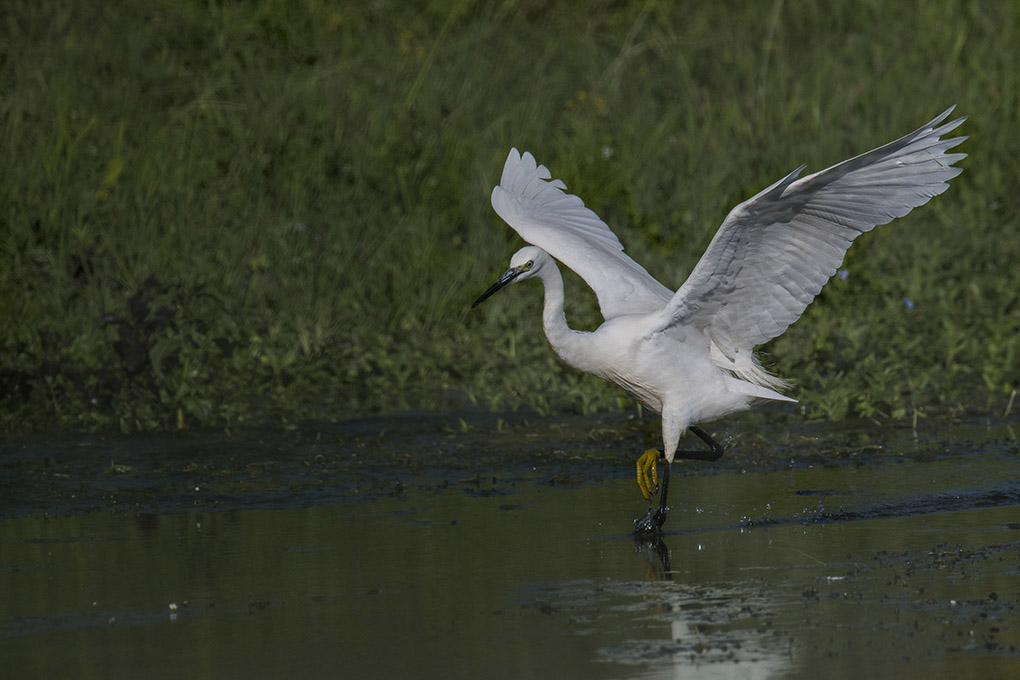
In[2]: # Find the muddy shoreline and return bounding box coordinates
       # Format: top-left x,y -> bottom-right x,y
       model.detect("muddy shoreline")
2,409 -> 1016,520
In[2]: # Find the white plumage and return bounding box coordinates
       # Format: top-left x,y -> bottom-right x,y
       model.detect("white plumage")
473,108 -> 966,531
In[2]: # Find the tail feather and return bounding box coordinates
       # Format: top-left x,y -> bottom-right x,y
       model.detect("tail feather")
709,340 -> 795,401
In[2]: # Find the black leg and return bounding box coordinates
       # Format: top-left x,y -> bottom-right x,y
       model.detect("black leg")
633,426 -> 725,536
633,461 -> 670,536
655,460 -> 670,522
674,425 -> 725,462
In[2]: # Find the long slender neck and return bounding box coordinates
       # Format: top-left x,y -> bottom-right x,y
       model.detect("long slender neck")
537,262 -> 588,370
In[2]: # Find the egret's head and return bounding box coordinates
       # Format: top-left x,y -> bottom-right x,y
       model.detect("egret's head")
472,246 -> 547,308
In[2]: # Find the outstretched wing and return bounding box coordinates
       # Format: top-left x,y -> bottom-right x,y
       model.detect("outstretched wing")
491,149 -> 673,319
658,107 -> 967,372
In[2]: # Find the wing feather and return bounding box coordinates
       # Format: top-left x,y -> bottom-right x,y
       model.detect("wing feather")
658,108 -> 967,377
490,149 -> 673,318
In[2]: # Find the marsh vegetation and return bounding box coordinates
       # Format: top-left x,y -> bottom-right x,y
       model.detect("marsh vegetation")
2,1 -> 1017,432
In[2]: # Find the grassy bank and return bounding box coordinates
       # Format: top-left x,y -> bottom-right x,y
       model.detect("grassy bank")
1,0 -> 1018,433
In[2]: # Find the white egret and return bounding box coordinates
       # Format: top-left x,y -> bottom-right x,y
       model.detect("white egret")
473,108 -> 966,535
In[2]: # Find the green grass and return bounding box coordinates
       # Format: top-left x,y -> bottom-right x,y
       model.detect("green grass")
1,0 -> 1018,433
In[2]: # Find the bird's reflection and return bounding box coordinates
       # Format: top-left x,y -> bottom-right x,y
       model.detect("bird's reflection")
625,533 -> 793,674
633,534 -> 672,581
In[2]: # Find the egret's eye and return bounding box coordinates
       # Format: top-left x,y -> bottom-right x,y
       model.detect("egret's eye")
523,260 -> 534,271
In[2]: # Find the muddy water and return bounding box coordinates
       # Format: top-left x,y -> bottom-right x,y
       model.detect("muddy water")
1,413 -> 1019,678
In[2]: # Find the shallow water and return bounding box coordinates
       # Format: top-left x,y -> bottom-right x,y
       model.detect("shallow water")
1,414 -> 1019,678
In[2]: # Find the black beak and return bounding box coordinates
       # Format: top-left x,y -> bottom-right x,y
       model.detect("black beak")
472,268 -> 521,308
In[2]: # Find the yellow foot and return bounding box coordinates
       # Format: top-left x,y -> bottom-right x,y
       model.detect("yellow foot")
636,449 -> 663,500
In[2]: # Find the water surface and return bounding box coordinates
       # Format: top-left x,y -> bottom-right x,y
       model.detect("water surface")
2,413 -> 1018,678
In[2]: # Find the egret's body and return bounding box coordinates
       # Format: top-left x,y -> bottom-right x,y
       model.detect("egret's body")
503,246 -> 784,459
473,109 -> 966,533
